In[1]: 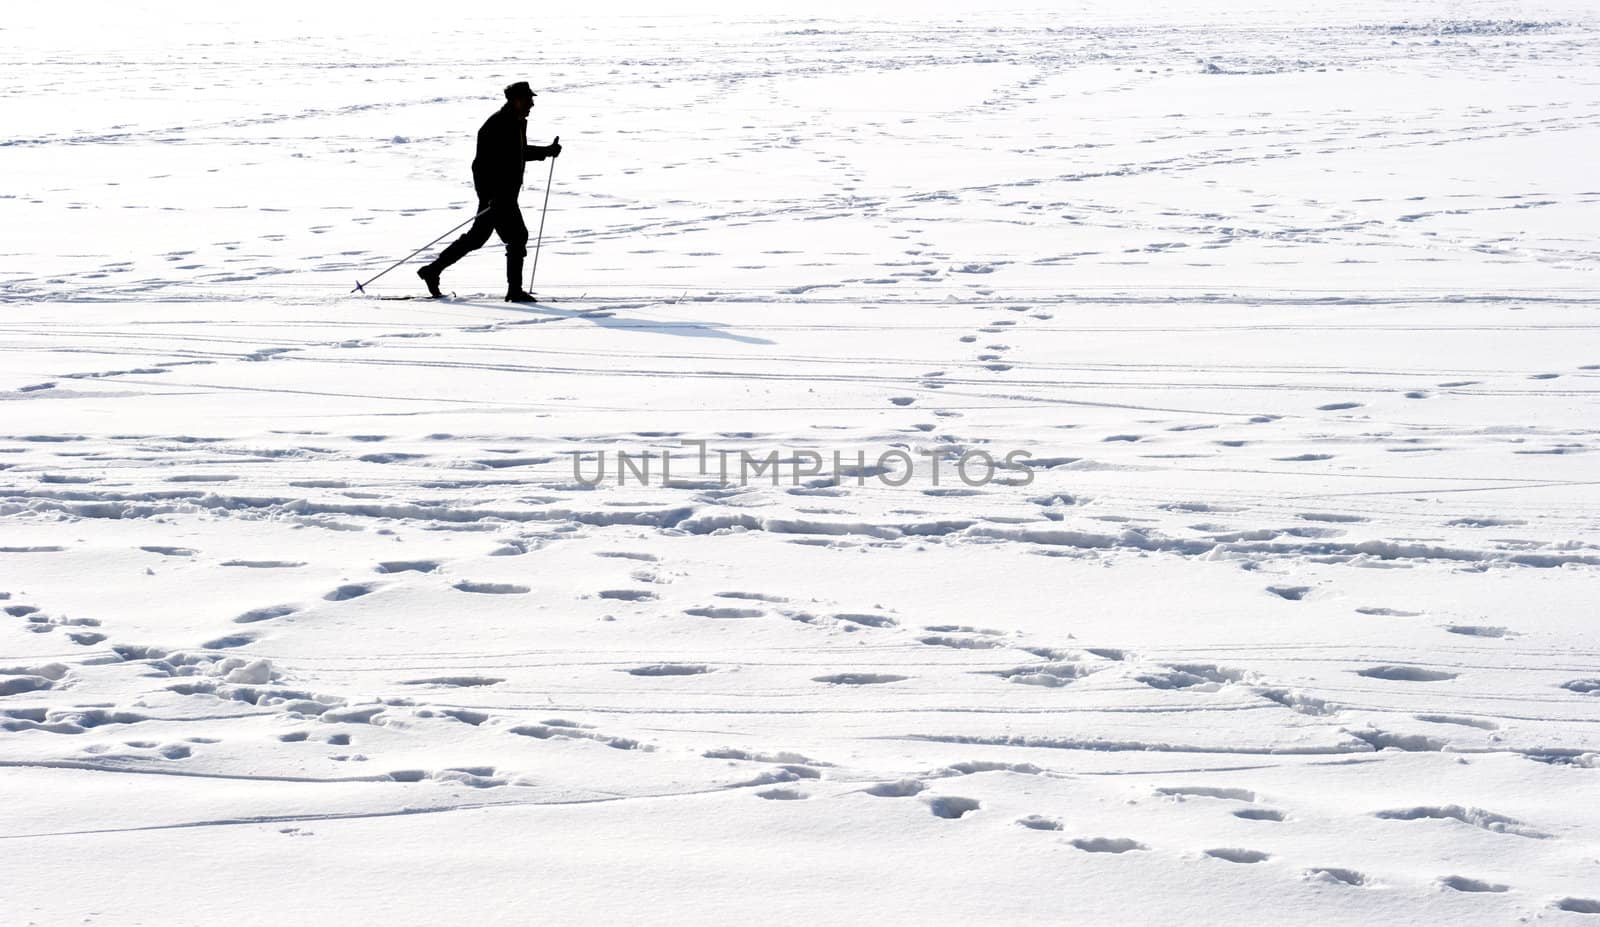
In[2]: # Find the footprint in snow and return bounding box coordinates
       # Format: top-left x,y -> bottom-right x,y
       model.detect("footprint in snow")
944,762 -> 1043,779
926,796 -> 981,819
431,767 -> 507,789
1374,805 -> 1549,839
233,605 -> 297,625
1156,786 -> 1256,802
865,780 -> 927,798
1299,512 -> 1367,524
202,632 -> 259,650
715,591 -> 788,603
1415,713 -> 1498,730
0,675 -> 57,697
442,709 -> 489,726
919,635 -> 1003,650
990,663 -> 1092,688
626,664 -> 712,677
834,613 -> 896,628
1444,625 -> 1509,638
1071,837 -> 1146,854
684,606 -> 763,619
1306,868 -> 1368,886
376,560 -> 439,574
1354,666 -> 1458,682
1136,664 -> 1247,690
509,723 -> 649,752
598,589 -> 657,601
1235,809 -> 1286,822
1439,876 -> 1508,893
1206,848 -> 1270,864
812,673 -> 909,685
1347,728 -> 1448,752
454,582 -> 530,595
706,748 -> 830,767
1447,517 -> 1526,528
325,584 -> 375,602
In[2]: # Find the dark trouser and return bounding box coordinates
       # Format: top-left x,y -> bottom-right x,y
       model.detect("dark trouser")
425,194 -> 529,288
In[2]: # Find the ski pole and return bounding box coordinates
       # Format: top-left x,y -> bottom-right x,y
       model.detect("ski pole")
529,136 -> 559,291
351,205 -> 491,294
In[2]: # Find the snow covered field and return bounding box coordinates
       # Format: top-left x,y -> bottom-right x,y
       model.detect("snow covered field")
3,2 -> 1599,923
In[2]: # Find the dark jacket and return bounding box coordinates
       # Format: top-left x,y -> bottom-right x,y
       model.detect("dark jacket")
471,104 -> 549,200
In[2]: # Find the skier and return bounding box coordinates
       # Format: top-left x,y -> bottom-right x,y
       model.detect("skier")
418,81 -> 561,302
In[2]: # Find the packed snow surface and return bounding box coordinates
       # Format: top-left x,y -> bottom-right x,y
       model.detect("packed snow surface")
3,1 -> 1599,924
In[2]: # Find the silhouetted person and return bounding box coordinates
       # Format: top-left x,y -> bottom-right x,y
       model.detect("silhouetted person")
419,81 -> 561,301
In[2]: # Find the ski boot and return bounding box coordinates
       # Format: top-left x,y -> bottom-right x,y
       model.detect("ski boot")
417,265 -> 443,299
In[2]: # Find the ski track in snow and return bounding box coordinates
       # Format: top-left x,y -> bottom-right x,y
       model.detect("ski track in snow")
3,3 -> 1600,924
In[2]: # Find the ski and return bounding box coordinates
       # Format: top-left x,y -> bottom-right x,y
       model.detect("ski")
366,293 -> 553,303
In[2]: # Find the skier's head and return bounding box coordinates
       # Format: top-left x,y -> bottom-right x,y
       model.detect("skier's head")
505,81 -> 536,117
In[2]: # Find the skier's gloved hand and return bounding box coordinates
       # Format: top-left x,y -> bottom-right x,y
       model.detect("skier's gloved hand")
546,140 -> 562,159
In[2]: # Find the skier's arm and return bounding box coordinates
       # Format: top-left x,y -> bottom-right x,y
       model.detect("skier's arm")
526,136 -> 562,161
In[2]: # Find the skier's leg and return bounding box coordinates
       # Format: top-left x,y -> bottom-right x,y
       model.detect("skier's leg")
497,205 -> 534,302
431,212 -> 495,270
419,199 -> 495,295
